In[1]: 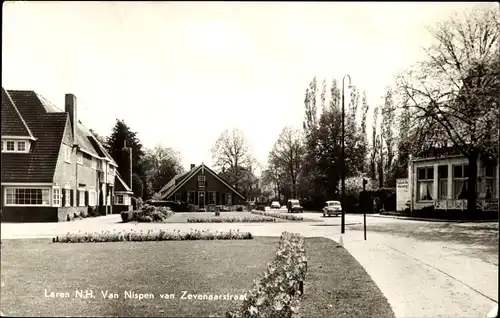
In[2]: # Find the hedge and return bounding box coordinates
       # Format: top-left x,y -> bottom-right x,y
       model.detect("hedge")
187,216 -> 276,223
251,210 -> 303,221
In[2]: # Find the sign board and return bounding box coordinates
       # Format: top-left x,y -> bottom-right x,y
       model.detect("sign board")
396,178 -> 409,212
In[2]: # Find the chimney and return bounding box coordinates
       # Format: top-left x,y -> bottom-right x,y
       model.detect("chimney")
122,141 -> 133,189
190,164 -> 195,170
65,94 -> 77,145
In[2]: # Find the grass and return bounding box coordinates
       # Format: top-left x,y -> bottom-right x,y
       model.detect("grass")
300,238 -> 395,318
1,237 -> 394,317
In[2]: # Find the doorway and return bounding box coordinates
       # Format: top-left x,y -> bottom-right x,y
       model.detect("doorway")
198,191 -> 205,209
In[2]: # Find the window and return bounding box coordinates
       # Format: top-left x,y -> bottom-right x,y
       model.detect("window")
115,194 -> 124,205
77,152 -> 83,165
78,189 -> 85,206
417,166 -> 434,201
485,165 -> 495,200
82,153 -> 92,166
198,175 -> 206,189
88,190 -> 96,206
52,187 -> 61,207
64,145 -> 71,163
226,193 -> 232,206
17,141 -> 26,152
198,176 -> 206,182
187,191 -> 195,204
175,193 -> 181,201
5,188 -> 50,206
453,164 -> 469,199
65,188 -> 71,207
208,191 -> 216,205
6,141 -> 15,151
437,165 -> 448,199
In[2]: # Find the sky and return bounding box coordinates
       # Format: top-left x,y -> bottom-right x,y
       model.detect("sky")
2,1 -> 486,174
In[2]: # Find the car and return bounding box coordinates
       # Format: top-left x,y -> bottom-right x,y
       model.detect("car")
286,199 -> 303,213
323,200 -> 342,217
270,201 -> 281,209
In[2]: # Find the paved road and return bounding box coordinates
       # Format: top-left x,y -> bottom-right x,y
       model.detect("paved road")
1,212 -> 498,317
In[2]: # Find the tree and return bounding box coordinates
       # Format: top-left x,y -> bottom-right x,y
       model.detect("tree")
268,126 -> 306,198
211,128 -> 255,191
142,145 -> 184,194
381,87 -> 397,186
105,119 -> 146,198
395,5 -> 500,213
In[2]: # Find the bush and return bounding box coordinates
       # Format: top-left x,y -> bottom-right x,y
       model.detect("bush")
215,211 -> 220,216
88,207 -> 99,217
52,229 -> 253,243
236,206 -> 244,212
252,210 -> 303,221
187,216 -> 276,223
121,204 -> 174,223
66,214 -> 71,222
226,232 -> 307,318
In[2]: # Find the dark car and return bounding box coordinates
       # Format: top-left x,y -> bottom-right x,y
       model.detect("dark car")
286,199 -> 303,213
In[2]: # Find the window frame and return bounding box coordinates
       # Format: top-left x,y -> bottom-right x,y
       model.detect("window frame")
416,166 -> 434,202
65,188 -> 71,207
78,188 -> 85,207
208,191 -> 216,205
1,140 -> 30,153
115,194 -> 124,205
437,165 -> 448,200
453,164 -> 469,199
4,187 -> 51,207
52,186 -> 61,207
64,145 -> 71,163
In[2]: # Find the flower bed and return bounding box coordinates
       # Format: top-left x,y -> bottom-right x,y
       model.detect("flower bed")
251,210 -> 304,221
187,216 -> 276,223
227,232 -> 308,318
121,204 -> 174,223
52,229 -> 252,243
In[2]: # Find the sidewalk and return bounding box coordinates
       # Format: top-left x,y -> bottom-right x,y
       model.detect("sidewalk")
326,230 -> 497,318
370,213 -> 499,223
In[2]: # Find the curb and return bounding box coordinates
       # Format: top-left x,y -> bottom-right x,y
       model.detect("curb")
369,214 -> 498,223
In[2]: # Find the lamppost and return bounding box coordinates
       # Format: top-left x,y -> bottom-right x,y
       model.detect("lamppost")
341,74 -> 352,234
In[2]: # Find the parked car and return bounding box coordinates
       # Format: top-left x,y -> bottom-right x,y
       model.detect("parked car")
323,200 -> 342,217
286,199 -> 303,213
270,201 -> 281,209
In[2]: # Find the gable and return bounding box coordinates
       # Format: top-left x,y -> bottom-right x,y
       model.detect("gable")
1,88 -> 34,138
161,164 -> 246,200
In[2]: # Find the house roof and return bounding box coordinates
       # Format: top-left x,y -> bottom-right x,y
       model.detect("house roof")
1,88 -> 116,183
1,89 -> 35,139
115,172 -> 133,194
159,163 -> 246,201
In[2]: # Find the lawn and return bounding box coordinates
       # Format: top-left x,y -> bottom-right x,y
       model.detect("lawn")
300,238 -> 395,318
1,237 -> 394,317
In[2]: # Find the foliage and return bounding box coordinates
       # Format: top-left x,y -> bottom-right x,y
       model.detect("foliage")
105,119 -> 147,198
142,145 -> 184,194
226,232 -> 307,318
394,5 -> 500,213
268,127 -> 306,199
211,128 -> 256,191
52,229 -> 253,243
251,210 -> 304,221
120,204 -> 174,223
186,216 -> 276,223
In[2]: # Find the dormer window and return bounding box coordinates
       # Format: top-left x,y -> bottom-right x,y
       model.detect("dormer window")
1,139 -> 31,153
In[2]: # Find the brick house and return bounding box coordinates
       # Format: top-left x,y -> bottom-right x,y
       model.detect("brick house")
1,88 -> 131,222
158,163 -> 246,210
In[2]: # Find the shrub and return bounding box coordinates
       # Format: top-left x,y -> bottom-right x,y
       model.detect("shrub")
121,204 -> 174,223
252,210 -> 303,221
66,214 -> 71,222
215,211 -> 220,216
236,206 -> 244,212
187,216 -> 276,223
52,229 -> 253,243
226,232 -> 307,318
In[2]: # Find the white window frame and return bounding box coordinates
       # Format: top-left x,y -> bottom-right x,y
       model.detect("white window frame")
77,152 -> 83,165
1,139 -> 31,153
64,145 -> 71,163
88,190 -> 96,206
78,188 -> 85,207
437,165 -> 448,200
417,166 -> 434,202
65,188 -> 71,207
4,187 -> 51,207
52,186 -> 61,207
198,175 -> 206,182
484,165 -> 495,200
115,194 -> 124,205
453,164 -> 469,200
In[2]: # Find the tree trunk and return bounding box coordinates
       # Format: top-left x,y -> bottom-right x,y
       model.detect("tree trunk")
467,152 -> 479,214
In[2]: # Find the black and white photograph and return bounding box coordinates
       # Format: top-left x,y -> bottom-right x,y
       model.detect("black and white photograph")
1,1 -> 499,317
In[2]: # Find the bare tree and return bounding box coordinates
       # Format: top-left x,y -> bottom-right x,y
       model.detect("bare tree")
211,128 -> 255,190
395,5 -> 500,213
268,127 -> 306,198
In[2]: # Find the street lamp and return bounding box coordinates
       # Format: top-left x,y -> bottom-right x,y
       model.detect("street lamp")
341,74 -> 352,234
